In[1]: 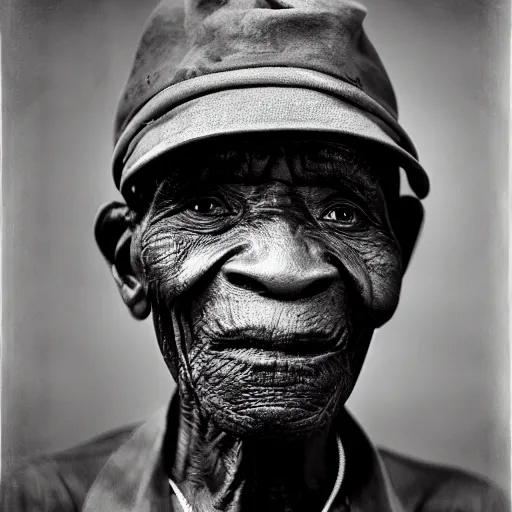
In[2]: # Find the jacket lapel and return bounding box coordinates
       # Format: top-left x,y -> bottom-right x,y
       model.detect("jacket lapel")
82,406 -> 172,512
336,411 -> 406,512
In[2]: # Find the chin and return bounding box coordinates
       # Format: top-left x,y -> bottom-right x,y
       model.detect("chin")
200,391 -> 346,439
191,347 -> 355,438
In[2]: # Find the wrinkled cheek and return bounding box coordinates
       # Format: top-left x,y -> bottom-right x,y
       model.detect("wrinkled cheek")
368,261 -> 402,326
137,228 -> 243,380
139,227 -> 242,299
140,236 -> 187,298
137,234 -> 191,380
150,302 -> 180,380
325,235 -> 402,327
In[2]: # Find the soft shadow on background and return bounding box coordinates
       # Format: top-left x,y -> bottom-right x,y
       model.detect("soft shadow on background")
2,0 -> 510,490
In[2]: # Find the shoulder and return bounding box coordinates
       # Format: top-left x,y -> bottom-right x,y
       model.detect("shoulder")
378,448 -> 510,512
1,423 -> 139,512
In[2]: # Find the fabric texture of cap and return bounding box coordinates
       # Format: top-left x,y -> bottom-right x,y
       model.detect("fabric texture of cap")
113,0 -> 430,202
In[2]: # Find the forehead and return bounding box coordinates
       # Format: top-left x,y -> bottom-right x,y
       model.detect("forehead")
137,137 -> 399,206
198,140 -> 373,184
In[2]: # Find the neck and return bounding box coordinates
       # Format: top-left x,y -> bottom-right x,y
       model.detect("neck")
168,386 -> 339,512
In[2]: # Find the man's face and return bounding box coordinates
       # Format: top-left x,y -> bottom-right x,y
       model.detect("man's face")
131,140 -> 403,437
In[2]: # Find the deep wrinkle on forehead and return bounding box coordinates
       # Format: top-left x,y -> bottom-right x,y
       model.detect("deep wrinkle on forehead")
201,141 -> 380,188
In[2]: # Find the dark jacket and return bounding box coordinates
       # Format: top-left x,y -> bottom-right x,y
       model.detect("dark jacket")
1,396 -> 508,511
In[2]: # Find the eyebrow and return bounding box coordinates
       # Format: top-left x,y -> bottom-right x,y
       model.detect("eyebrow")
299,177 -> 377,204
289,158 -> 382,204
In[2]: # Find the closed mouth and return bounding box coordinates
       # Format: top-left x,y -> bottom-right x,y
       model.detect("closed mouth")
209,333 -> 343,356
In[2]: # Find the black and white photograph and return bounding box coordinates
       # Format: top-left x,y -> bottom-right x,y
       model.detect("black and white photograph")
1,0 -> 510,510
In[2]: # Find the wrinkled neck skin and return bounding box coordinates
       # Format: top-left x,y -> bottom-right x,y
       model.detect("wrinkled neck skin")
171,379 -> 338,512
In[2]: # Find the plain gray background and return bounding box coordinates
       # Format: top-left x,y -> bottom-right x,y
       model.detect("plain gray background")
2,0 -> 510,491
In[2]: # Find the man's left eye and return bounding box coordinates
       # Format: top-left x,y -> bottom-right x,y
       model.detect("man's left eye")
321,205 -> 359,224
187,197 -> 229,215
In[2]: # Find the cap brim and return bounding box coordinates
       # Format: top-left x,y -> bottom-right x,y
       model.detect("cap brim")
118,86 -> 429,200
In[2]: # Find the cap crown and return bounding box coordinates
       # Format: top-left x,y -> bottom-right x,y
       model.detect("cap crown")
115,0 -> 397,142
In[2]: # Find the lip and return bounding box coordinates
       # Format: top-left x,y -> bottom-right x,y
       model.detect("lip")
208,346 -> 342,367
209,331 -> 343,356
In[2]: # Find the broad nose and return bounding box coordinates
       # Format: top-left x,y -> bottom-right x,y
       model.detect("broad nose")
222,224 -> 339,299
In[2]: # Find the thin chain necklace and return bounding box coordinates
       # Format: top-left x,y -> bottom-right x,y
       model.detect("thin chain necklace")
169,434 -> 345,512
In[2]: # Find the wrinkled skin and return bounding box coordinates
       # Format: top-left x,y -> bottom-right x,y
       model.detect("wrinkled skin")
98,139 -> 421,512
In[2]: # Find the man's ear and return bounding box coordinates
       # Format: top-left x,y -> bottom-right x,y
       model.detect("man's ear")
94,201 -> 151,320
392,195 -> 424,274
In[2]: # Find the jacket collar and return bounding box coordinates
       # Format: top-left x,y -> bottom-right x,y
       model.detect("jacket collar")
82,405 -> 172,512
82,397 -> 405,512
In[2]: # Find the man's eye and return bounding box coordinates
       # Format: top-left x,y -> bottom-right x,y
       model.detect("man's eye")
186,197 -> 229,215
321,204 -> 363,227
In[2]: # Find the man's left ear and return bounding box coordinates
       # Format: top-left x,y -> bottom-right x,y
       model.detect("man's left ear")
94,201 -> 151,320
392,195 -> 425,273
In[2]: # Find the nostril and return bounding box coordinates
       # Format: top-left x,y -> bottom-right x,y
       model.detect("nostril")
225,271 -> 269,294
301,275 -> 335,299
224,268 -> 337,299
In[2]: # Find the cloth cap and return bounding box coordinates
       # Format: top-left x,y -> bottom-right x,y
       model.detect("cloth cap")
113,0 -> 430,203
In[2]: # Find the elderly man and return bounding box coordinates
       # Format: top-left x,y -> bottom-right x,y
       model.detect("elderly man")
2,0 -> 507,511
